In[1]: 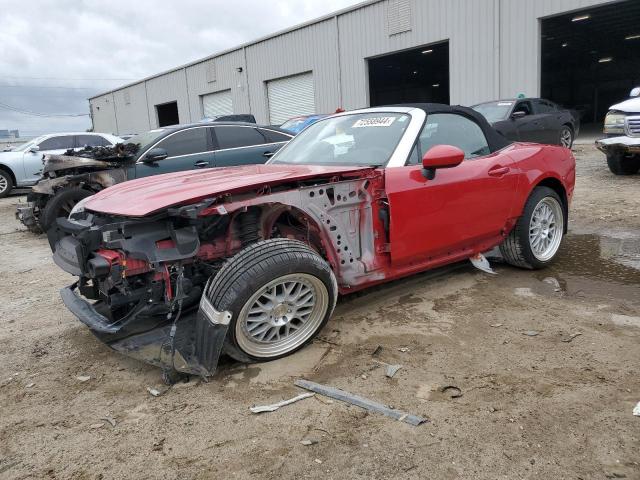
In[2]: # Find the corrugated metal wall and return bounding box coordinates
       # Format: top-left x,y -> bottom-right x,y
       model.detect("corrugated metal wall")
337,0 -> 501,108
112,83 -> 149,134
90,0 -> 616,134
90,93 -> 118,134
244,18 -> 341,123
185,49 -> 249,120
144,69 -> 191,128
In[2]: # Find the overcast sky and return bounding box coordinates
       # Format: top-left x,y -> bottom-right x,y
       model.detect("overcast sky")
0,0 -> 361,137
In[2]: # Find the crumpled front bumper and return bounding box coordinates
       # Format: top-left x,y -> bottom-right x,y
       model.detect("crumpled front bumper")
596,135 -> 640,154
60,282 -> 231,378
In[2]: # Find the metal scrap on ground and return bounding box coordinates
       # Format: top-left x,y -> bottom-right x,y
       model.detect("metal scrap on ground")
561,332 -> 583,343
294,379 -> 427,426
470,253 -> 497,275
385,364 -> 403,378
440,385 -> 463,399
249,392 -> 315,413
633,402 -> 640,417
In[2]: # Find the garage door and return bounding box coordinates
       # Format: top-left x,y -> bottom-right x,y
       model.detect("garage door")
267,72 -> 315,125
202,90 -> 233,118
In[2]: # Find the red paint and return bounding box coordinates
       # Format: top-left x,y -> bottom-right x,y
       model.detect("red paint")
422,145 -> 465,169
86,142 -> 575,294
95,249 -> 150,277
385,147 -> 521,265
84,164 -> 373,217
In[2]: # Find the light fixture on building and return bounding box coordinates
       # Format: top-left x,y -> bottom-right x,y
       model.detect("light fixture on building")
432,84 -> 440,87
625,34 -> 640,40
235,67 -> 243,73
561,42 -> 568,47
571,14 -> 590,22
413,70 -> 418,75
598,57 -> 613,63
421,49 -> 433,54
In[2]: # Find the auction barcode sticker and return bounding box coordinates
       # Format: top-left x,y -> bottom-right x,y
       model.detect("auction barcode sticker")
352,117 -> 397,128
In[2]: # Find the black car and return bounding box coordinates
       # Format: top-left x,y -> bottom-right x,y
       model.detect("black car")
472,98 -> 579,148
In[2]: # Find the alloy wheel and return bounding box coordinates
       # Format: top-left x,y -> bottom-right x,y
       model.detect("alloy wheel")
560,128 -> 572,148
235,273 -> 329,358
0,175 -> 8,195
529,197 -> 564,261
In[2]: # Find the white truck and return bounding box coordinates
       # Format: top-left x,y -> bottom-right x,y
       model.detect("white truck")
596,87 -> 640,175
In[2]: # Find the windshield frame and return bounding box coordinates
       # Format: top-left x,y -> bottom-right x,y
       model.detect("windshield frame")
267,108 -> 425,169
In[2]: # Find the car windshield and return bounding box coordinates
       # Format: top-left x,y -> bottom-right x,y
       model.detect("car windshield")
270,112 -> 410,167
124,128 -> 168,154
13,137 -> 43,152
472,101 -> 514,123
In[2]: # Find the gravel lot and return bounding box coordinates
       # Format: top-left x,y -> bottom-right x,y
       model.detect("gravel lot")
1,145 -> 639,480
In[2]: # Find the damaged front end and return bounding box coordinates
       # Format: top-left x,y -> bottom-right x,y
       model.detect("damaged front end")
596,135 -> 640,155
49,205 -> 233,379
16,144 -> 137,232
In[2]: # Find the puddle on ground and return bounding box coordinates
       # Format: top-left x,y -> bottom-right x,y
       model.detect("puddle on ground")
532,232 -> 640,301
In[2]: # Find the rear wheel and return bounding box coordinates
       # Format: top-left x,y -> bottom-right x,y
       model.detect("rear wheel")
0,169 -> 13,198
606,152 -> 640,175
202,239 -> 337,363
500,186 -> 565,269
40,187 -> 93,231
559,126 -> 573,149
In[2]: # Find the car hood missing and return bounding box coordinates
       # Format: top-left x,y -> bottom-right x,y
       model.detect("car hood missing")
83,164 -> 373,217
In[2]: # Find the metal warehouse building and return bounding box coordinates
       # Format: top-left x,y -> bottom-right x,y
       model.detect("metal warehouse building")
90,0 -> 640,135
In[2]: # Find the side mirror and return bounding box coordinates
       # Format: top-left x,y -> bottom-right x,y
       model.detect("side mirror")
29,145 -> 40,153
511,110 -> 526,120
630,87 -> 640,98
143,147 -> 168,163
421,145 -> 465,180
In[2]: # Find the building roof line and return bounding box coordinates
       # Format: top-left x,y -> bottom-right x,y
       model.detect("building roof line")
89,0 -> 382,100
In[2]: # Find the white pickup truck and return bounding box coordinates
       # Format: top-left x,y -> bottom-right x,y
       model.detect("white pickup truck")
596,87 -> 640,175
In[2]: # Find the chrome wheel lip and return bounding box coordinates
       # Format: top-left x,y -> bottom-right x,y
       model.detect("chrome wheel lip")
0,175 -> 8,194
529,197 -> 564,262
560,128 -> 572,148
235,273 -> 328,358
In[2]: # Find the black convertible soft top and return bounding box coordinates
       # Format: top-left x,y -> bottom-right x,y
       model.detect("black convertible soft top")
388,103 -> 512,153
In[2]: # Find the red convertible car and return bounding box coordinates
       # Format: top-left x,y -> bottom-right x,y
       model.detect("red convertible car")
48,104 -> 575,380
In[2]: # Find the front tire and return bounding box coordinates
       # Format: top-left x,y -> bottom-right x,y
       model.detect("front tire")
202,239 -> 337,363
500,186 -> 565,269
606,152 -> 640,175
0,169 -> 13,198
40,187 -> 93,231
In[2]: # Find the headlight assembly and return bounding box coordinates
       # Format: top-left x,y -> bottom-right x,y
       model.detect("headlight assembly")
68,195 -> 93,222
603,112 -> 626,134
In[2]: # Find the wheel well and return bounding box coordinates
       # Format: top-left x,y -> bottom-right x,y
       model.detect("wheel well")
267,207 -> 327,258
535,177 -> 568,234
0,164 -> 16,186
562,123 -> 574,134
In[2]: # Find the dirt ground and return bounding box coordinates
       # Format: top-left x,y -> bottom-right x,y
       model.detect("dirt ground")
1,145 -> 639,480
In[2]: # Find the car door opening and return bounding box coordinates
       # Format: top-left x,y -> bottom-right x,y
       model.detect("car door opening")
368,41 -> 450,107
156,101 -> 179,127
541,0 -> 640,126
